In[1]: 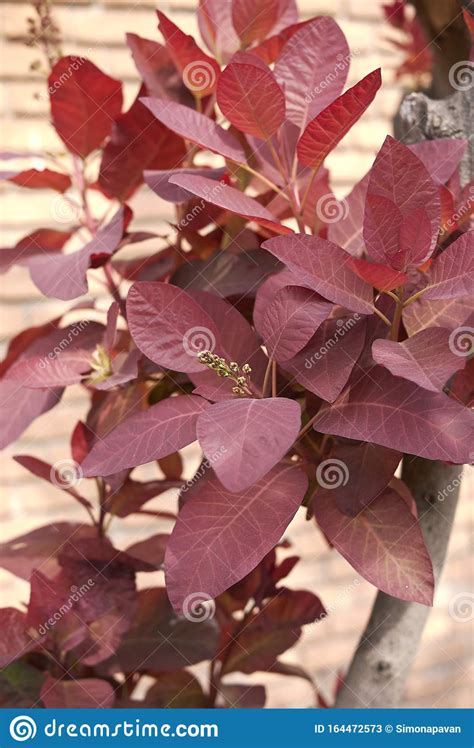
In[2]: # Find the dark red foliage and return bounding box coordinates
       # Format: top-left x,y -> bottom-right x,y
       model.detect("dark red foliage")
1,0 -> 472,710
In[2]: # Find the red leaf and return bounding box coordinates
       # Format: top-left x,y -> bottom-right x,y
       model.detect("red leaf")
314,487 -> 434,605
274,17 -> 350,129
48,57 -> 122,158
0,523 -> 90,581
82,395 -> 209,477
259,286 -> 332,362
327,173 -> 369,257
165,464 -> 308,612
1,168 -> 71,192
26,208 -> 125,300
422,231 -> 474,300
316,442 -> 401,515
157,10 -> 220,97
314,366 -> 474,464
363,136 -> 440,270
141,97 -> 245,163
297,69 -> 381,171
127,282 -> 221,372
13,455 -> 93,512
169,174 -> 291,234
145,167 -> 225,203
197,0 -> 240,62
0,608 -> 37,667
196,397 -> 301,491
408,139 -> 467,185
40,676 -> 115,708
99,90 -> 186,201
262,235 -> 374,314
115,587 -> 218,672
217,61 -> 285,139
252,20 -> 312,65
347,257 -> 408,291
126,33 -> 192,103
372,327 -> 466,392
4,322 -> 103,387
0,380 -> 62,449
220,684 -> 266,708
403,296 -> 473,336
283,316 -> 366,403
231,0 -> 297,46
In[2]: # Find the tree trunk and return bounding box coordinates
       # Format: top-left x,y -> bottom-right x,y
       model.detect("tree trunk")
335,459 -> 463,707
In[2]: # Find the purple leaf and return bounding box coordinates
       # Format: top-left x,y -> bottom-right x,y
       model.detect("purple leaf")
27,208 -> 125,300
82,395 -> 209,477
403,296 -> 473,336
408,139 -> 467,185
165,464 -> 308,611
259,286 -> 332,362
144,167 -> 225,203
363,136 -> 440,270
316,442 -> 401,515
168,174 -> 292,234
262,235 -> 374,314
141,98 -> 245,163
327,173 -> 369,257
127,282 -> 221,373
314,486 -> 434,605
283,315 -> 366,403
314,366 -> 474,463
40,676 -> 115,708
422,231 -> 474,300
372,327 -> 466,392
253,269 -> 301,331
274,17 -> 350,129
196,397 -> 301,491
0,380 -> 62,449
0,608 -> 38,667
13,455 -> 93,512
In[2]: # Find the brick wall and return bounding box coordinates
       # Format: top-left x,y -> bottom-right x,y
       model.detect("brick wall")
1,0 -> 473,708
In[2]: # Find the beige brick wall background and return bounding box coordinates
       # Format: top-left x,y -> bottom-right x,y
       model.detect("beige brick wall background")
1,0 -> 473,708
